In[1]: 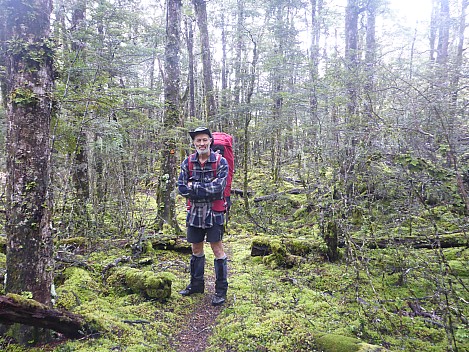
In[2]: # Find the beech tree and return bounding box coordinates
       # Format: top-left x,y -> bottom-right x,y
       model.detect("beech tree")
192,0 -> 217,121
156,0 -> 182,231
1,0 -> 55,343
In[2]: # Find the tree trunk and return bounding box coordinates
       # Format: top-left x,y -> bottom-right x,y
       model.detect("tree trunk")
436,0 -> 450,65
157,0 -> 182,231
243,33 -> 258,214
4,0 -> 54,306
185,16 -> 196,119
4,0 -> 55,344
233,0 -> 244,108
309,0 -> 323,132
192,0 -> 217,121
219,11 -> 229,127
70,0 -> 90,234
364,1 -> 377,121
345,0 -> 360,119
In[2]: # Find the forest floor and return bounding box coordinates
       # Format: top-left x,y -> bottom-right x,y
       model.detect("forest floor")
1,191 -> 468,352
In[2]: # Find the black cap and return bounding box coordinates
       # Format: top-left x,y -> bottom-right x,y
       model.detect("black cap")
189,126 -> 212,140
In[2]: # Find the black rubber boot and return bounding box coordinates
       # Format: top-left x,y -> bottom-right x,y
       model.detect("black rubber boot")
179,255 -> 205,296
211,257 -> 228,306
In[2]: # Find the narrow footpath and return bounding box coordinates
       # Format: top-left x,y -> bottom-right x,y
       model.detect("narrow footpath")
172,276 -> 224,352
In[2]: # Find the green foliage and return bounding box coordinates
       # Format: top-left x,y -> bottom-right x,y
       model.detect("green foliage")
10,87 -> 38,106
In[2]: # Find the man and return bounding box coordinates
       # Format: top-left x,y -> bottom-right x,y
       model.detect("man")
177,127 -> 229,306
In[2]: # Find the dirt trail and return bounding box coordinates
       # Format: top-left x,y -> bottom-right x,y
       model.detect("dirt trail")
172,275 -> 224,352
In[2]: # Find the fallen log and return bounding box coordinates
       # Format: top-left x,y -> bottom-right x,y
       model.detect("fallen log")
106,267 -> 173,301
352,232 -> 468,249
251,236 -> 320,258
231,188 -> 254,197
151,238 -> 192,253
0,294 -> 96,339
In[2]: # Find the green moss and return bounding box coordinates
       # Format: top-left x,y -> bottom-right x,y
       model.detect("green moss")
285,238 -> 318,256
55,267 -> 103,309
315,333 -> 362,352
6,293 -> 45,309
57,236 -> 88,247
0,236 -> 6,254
107,267 -> 173,300
55,289 -> 80,310
11,87 -> 38,106
448,260 -> 469,277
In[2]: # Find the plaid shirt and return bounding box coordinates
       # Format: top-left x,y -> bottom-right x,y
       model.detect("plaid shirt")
178,151 -> 228,228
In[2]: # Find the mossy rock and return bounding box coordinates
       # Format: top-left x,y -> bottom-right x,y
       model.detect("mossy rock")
107,267 -> 173,301
315,333 -> 385,352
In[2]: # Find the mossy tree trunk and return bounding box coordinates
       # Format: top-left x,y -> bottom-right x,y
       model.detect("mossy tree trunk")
3,0 -> 55,344
243,33 -> 258,215
192,0 -> 217,121
157,0 -> 181,233
324,220 -> 339,262
69,0 -> 91,235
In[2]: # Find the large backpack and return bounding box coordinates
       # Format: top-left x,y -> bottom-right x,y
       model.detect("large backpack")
211,132 -> 234,200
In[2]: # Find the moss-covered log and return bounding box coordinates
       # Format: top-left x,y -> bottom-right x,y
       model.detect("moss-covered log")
151,237 -> 192,253
0,294 -> 96,339
314,333 -> 385,352
251,236 -> 320,257
251,236 -> 320,268
107,267 -> 173,300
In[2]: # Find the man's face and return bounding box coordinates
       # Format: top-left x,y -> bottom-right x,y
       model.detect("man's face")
193,133 -> 212,155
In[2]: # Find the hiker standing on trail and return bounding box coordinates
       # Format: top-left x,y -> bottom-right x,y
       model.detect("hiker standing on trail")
177,127 -> 229,306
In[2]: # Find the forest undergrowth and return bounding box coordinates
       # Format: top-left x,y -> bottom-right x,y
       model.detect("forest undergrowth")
0,161 -> 468,352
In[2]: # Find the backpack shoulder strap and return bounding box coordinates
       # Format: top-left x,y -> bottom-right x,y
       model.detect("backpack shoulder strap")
188,153 -> 197,176
211,153 -> 221,177
188,152 -> 220,177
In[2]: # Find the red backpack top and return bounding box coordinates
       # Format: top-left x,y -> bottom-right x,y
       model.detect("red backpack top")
211,132 -> 234,199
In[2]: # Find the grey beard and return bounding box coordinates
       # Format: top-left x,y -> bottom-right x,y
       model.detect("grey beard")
196,148 -> 210,155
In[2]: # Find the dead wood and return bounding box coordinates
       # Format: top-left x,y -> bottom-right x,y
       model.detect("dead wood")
151,238 -> 192,253
231,188 -> 254,197
353,233 -> 468,249
251,243 -> 271,257
102,256 -> 132,283
55,255 -> 93,271
0,294 -> 96,339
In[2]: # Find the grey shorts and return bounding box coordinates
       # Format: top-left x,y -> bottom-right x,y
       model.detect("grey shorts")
187,223 -> 224,243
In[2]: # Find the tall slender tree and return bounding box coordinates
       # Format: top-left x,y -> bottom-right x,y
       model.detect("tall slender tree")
157,0 -> 182,230
192,0 -> 217,121
345,0 -> 360,120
